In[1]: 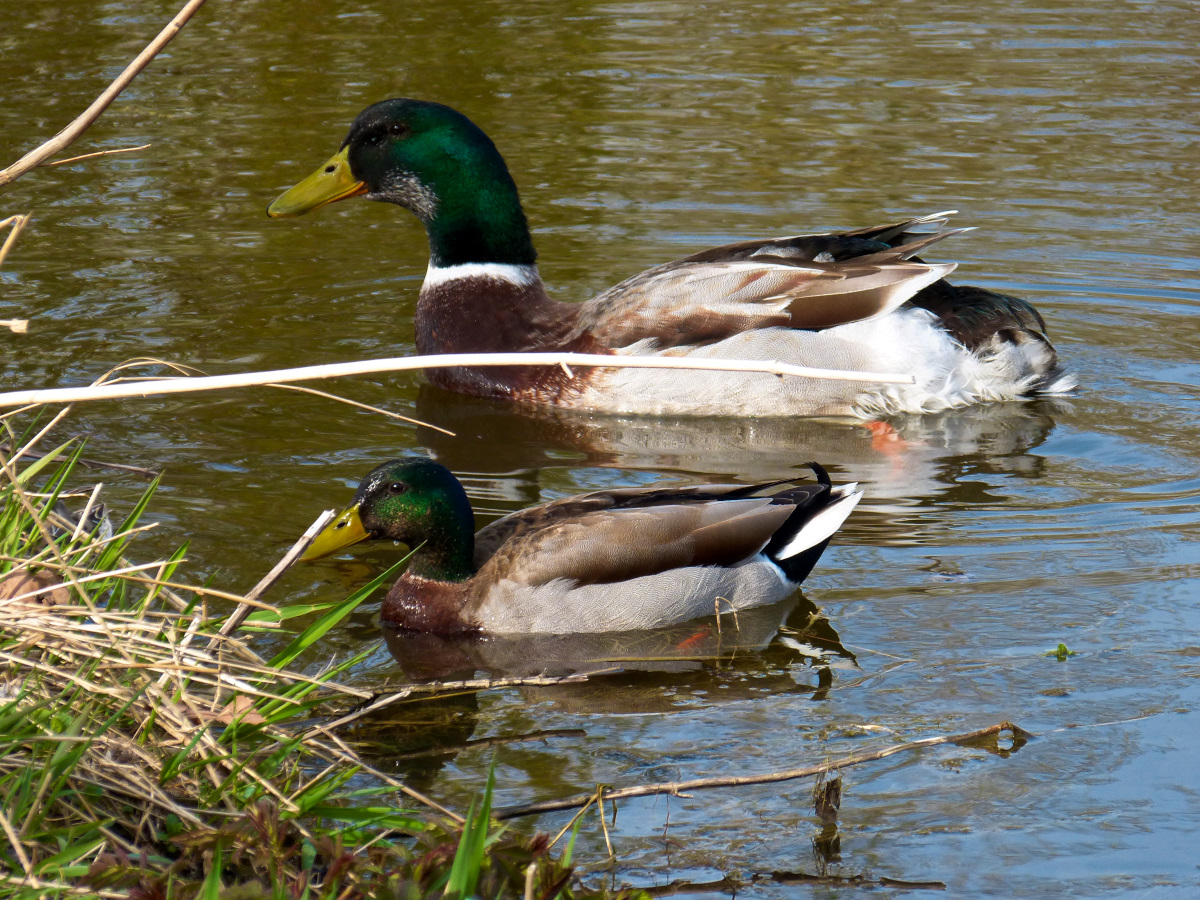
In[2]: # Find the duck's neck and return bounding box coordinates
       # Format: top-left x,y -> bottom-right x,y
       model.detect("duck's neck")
406,518 -> 476,584
423,171 -> 537,268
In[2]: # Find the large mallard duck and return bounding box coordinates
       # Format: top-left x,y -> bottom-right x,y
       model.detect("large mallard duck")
269,99 -> 1073,417
302,458 -> 862,634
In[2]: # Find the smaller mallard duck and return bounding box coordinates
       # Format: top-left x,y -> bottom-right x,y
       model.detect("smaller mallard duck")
302,458 -> 862,634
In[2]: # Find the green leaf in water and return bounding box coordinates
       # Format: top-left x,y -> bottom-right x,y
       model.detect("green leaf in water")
1046,642 -> 1077,661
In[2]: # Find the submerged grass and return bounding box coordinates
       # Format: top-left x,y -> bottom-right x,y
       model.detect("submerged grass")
0,411 -> 631,899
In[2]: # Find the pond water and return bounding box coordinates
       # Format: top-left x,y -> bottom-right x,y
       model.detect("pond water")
3,0 -> 1200,894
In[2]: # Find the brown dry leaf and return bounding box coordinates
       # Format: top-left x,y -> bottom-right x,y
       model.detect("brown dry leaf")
200,695 -> 266,726
0,568 -> 70,607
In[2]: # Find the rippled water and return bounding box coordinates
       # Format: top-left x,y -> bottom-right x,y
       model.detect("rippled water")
4,0 -> 1200,894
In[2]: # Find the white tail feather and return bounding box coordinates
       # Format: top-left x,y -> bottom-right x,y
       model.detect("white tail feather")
775,490 -> 864,559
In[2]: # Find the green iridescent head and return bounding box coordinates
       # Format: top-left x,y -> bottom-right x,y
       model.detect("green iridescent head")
303,458 -> 476,582
268,99 -> 536,267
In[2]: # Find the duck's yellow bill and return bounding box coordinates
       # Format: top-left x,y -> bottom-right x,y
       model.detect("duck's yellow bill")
267,146 -> 367,218
302,504 -> 371,561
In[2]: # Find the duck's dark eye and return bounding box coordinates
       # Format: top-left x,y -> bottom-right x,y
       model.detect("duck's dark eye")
389,482 -> 407,495
387,122 -> 408,138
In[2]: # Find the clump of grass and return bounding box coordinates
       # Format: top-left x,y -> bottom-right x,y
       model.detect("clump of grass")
0,412 -> 628,899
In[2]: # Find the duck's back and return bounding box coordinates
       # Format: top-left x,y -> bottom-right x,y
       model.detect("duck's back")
464,478 -> 841,633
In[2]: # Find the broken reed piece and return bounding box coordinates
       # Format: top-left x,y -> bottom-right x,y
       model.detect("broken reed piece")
1,215 -> 32,333
0,214 -> 32,270
38,144 -> 152,168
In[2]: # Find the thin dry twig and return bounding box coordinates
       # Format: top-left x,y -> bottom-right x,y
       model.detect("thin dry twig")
0,873 -> 127,899
217,508 -> 336,637
0,806 -> 32,875
4,403 -> 74,468
495,720 -> 1030,820
596,792 -> 614,858
0,1 -> 207,186
267,383 -> 456,436
0,350 -> 917,408
549,801 -> 596,850
39,144 -> 152,168
306,733 -> 464,824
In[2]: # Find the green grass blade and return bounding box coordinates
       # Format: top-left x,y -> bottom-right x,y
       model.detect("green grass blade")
446,761 -> 496,898
12,440 -> 73,486
267,556 -> 409,669
201,838 -> 224,900
306,805 -> 425,832
94,473 -> 163,571
33,833 -> 107,877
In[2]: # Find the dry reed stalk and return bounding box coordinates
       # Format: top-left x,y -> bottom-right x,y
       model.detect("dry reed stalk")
0,350 -> 917,409
217,508 -> 336,637
3,403 -> 74,466
0,0 -> 207,186
267,383 -> 456,436
495,720 -> 1031,820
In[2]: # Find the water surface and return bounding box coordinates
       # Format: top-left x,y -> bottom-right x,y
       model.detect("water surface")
3,0 -> 1200,895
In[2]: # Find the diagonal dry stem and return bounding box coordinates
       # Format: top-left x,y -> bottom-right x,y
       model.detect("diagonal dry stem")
267,383 -> 456,435
0,1 -> 207,186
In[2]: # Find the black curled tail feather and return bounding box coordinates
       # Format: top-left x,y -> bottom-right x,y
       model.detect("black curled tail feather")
909,280 -> 1073,394
909,280 -> 1047,347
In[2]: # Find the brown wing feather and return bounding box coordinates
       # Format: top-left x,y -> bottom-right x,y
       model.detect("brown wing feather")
575,227 -> 963,349
471,481 -> 775,568
475,498 -> 794,588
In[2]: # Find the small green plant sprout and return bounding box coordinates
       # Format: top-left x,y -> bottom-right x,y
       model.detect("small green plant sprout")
1046,642 -> 1077,661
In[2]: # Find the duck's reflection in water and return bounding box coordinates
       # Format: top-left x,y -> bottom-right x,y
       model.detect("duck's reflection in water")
378,595 -> 853,713
351,576 -> 852,783
413,385 -> 1067,543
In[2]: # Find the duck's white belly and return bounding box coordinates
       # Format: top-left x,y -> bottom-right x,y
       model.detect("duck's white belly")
567,307 -> 1055,417
474,557 -> 794,634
